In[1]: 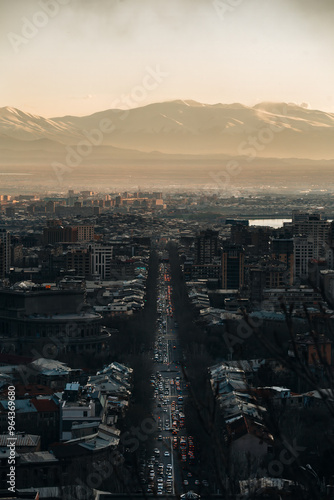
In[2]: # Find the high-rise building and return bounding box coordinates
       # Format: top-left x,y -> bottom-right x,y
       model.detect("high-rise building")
292,210 -> 322,223
293,236 -> 314,281
271,238 -> 294,285
292,213 -> 330,259
221,244 -> 244,289
43,225 -> 77,245
66,248 -> 91,276
77,225 -> 95,242
43,224 -> 94,244
89,244 -> 113,279
0,228 -> 11,277
194,229 -> 219,265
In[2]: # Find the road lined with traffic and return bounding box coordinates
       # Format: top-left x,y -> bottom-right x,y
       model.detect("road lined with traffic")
140,262 -> 207,496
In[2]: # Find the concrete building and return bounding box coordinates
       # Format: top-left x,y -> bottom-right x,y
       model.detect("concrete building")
262,287 -> 323,312
293,236 -> 314,281
77,225 -> 95,241
221,244 -> 244,289
271,238 -> 294,285
0,228 -> 10,277
89,244 -> 113,280
0,283 -> 110,355
293,215 -> 330,260
194,229 -> 219,265
65,248 -> 91,276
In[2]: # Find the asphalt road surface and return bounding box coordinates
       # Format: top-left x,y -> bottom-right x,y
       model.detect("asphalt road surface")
142,263 -> 207,496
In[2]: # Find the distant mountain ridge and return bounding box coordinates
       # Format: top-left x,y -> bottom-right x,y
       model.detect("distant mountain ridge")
0,100 -> 333,165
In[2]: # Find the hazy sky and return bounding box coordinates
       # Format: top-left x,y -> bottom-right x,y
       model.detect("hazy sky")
0,0 -> 333,117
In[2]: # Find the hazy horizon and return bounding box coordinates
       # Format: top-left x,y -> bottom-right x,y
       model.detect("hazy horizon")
1,0 -> 333,116
2,98 -> 333,119
1,0 -> 333,193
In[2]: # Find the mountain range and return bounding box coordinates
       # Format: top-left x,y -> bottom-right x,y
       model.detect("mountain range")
1,100 -> 334,167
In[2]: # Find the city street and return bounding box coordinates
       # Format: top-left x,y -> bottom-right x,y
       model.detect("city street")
141,262 -> 205,496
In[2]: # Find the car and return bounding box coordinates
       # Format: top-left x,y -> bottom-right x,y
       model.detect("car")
183,480 -> 189,485
157,478 -> 163,483
164,450 -> 170,457
154,448 -> 160,455
157,435 -> 162,440
187,472 -> 192,477
195,480 -> 200,485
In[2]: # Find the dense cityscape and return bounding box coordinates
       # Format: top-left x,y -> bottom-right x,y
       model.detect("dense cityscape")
0,189 -> 334,498
1,0 -> 333,498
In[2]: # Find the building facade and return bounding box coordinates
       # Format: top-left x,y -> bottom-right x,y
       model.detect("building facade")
194,230 -> 219,265
221,244 -> 245,289
0,285 -> 110,355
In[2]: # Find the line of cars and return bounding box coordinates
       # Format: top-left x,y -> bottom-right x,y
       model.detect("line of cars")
141,264 -> 175,495
155,262 -> 212,494
151,371 -> 170,410
153,336 -> 169,364
140,456 -> 174,495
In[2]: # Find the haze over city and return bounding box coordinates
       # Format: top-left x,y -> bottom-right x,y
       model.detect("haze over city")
0,0 -> 333,194
1,2 -> 334,499
1,0 -> 333,117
